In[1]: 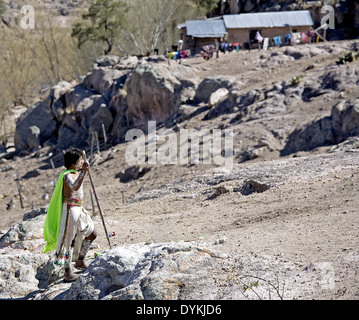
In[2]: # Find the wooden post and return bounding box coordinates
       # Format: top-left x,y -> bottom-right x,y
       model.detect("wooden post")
121,190 -> 125,204
311,26 -> 328,43
90,190 -> 96,215
95,131 -> 100,154
15,168 -> 24,209
90,131 -> 94,160
50,158 -> 56,190
323,28 -> 327,41
102,123 -> 107,151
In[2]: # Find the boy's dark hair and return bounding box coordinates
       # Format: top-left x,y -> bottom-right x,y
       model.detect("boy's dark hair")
64,148 -> 82,169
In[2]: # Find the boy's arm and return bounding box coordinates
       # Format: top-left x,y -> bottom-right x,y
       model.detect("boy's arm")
63,161 -> 90,192
64,171 -> 86,191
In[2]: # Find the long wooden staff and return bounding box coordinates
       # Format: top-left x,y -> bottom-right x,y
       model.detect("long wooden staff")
83,150 -> 112,249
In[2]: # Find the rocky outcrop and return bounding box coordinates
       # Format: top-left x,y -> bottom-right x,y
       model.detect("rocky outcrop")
0,206 -> 60,299
82,68 -> 125,95
0,204 -> 229,300
194,76 -> 240,103
321,65 -> 359,91
61,242 -> 227,300
14,99 -> 57,152
0,215 -> 45,251
282,99 -> 359,155
14,57 -> 200,153
0,252 -> 56,299
126,64 -> 190,126
13,41 -> 359,161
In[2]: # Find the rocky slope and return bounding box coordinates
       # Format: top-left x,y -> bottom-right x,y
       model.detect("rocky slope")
1,39 -> 359,300
13,40 -> 359,159
1,150 -> 359,300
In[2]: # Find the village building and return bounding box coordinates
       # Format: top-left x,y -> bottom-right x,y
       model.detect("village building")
224,10 -> 314,48
177,18 -> 227,54
178,10 -> 314,53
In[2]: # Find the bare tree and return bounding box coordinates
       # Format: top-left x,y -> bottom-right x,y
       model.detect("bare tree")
35,17 -> 62,85
118,0 -> 209,56
0,28 -> 38,107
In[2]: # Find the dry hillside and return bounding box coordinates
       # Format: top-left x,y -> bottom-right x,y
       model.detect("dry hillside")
1,39 -> 359,300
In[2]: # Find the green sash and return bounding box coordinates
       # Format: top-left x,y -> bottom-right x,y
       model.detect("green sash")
42,169 -> 76,253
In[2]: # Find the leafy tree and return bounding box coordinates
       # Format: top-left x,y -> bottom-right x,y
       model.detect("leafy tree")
192,0 -> 221,14
72,0 -> 128,55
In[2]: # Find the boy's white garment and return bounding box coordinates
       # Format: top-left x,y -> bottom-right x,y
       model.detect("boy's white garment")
55,202 -> 94,265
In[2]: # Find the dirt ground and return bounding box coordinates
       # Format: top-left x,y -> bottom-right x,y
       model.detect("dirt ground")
1,39 -> 359,299
2,147 -> 359,299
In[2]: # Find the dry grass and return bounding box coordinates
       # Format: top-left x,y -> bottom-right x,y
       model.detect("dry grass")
0,6 -> 104,142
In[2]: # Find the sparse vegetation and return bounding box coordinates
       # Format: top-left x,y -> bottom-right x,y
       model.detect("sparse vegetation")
336,51 -> 359,65
226,266 -> 285,300
0,0 -> 5,18
72,0 -> 128,55
291,75 -> 302,86
0,0 -> 221,143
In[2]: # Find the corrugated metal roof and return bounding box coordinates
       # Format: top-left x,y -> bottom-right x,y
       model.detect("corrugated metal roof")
186,19 -> 227,38
223,10 -> 314,29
